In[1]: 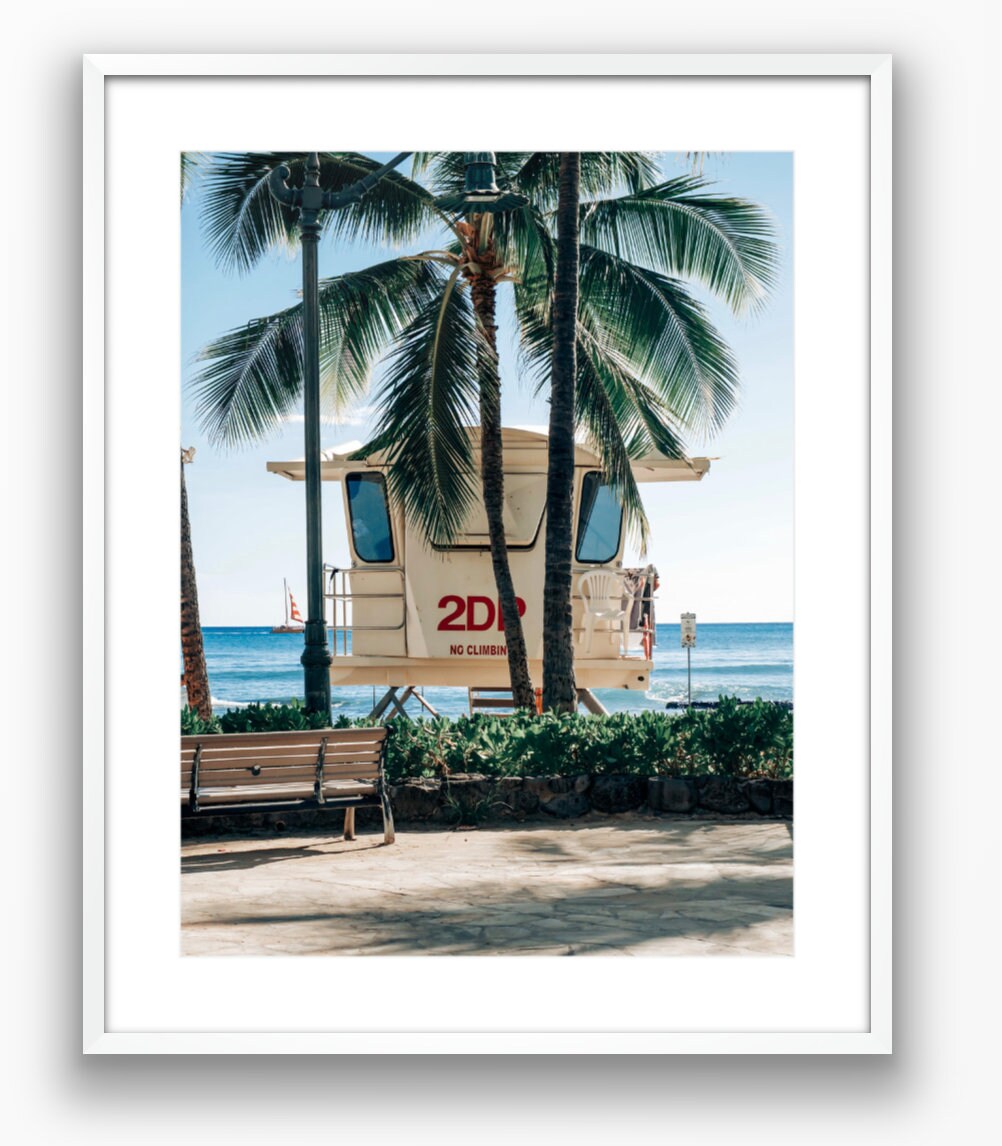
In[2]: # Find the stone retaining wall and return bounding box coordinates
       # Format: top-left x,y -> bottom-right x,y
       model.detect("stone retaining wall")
181,773 -> 792,836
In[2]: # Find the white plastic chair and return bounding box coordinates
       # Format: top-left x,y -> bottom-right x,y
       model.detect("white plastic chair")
578,570 -> 628,655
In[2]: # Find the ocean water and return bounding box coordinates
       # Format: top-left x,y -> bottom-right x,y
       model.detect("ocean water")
195,623 -> 793,718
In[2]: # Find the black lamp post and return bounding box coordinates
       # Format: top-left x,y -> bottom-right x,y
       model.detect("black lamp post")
268,150 -> 411,715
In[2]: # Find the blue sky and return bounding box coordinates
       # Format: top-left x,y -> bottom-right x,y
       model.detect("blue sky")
181,152 -> 793,625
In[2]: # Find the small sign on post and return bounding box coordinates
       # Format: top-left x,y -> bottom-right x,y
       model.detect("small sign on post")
680,613 -> 697,648
680,613 -> 696,706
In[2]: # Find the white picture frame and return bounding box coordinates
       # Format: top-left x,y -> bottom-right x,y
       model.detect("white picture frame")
83,52 -> 891,1054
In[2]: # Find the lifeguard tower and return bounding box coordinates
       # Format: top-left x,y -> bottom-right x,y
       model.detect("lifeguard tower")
267,428 -> 709,717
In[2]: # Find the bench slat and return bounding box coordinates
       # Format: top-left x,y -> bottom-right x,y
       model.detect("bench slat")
182,756 -> 382,773
179,751 -> 382,770
186,747 -> 384,768
181,727 -> 387,751
182,762 -> 380,786
183,781 -> 377,805
181,739 -> 385,757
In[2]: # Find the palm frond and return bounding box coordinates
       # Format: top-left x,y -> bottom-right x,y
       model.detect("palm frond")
180,151 -> 206,204
511,276 -> 552,386
574,337 -> 651,550
578,245 -> 739,435
361,270 -> 483,545
494,202 -> 555,297
514,280 -> 696,551
317,258 -> 448,417
513,152 -> 662,208
319,153 -> 440,247
579,175 -> 778,313
574,320 -> 689,459
192,308 -> 303,446
200,152 -> 438,273
408,152 -> 437,180
191,257 -> 443,445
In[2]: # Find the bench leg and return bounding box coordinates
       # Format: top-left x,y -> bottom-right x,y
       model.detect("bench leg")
343,807 -> 356,841
380,785 -> 396,845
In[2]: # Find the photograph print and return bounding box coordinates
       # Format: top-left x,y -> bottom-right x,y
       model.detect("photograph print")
179,150 -> 793,958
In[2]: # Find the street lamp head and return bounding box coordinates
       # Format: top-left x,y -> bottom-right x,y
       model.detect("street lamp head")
465,152 -> 501,195
435,151 -> 529,215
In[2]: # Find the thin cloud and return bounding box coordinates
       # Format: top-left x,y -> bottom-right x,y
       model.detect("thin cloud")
281,406 -> 378,428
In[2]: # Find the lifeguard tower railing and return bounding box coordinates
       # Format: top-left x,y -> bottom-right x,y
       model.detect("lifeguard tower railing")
323,562 -> 657,660
324,563 -> 406,657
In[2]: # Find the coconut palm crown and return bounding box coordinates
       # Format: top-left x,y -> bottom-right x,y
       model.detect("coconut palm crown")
191,150 -> 776,552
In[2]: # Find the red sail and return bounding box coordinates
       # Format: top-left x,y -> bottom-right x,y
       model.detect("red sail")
289,593 -> 303,624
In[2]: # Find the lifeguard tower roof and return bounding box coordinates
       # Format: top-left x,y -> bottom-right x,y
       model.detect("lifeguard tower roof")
265,426 -> 711,484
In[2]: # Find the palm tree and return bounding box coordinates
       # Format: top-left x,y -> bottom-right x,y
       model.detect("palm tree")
190,152 -> 776,707
542,153 -> 582,713
526,163 -> 777,710
191,150 -> 535,706
179,155 -> 212,721
180,447 -> 211,719
459,210 -> 535,706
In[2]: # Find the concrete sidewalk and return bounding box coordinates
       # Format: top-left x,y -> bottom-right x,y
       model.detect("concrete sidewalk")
181,818 -> 793,957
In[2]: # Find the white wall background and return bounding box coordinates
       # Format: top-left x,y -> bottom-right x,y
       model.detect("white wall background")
4,1 -> 999,1141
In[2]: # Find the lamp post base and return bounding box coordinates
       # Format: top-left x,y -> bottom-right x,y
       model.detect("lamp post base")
301,624 -> 332,717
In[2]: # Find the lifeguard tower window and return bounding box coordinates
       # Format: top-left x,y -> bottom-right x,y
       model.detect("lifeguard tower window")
436,472 -> 547,550
346,472 -> 394,563
576,472 -> 623,564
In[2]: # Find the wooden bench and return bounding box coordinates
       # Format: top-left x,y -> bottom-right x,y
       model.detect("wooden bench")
180,727 -> 395,844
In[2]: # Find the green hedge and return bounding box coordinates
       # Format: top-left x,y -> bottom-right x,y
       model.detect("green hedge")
181,697 -> 793,781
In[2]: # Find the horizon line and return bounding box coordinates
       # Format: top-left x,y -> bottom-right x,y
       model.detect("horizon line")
198,618 -> 796,628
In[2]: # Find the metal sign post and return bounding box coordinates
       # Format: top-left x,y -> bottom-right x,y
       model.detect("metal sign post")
680,613 -> 697,706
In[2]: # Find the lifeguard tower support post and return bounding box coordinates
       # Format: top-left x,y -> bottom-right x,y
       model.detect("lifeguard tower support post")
267,427 -> 709,716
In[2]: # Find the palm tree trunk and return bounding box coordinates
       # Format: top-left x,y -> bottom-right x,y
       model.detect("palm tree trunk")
542,152 -> 581,713
470,274 -> 536,709
180,454 -> 212,720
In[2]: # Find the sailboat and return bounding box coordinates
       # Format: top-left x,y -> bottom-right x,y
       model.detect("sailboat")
271,579 -> 305,634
